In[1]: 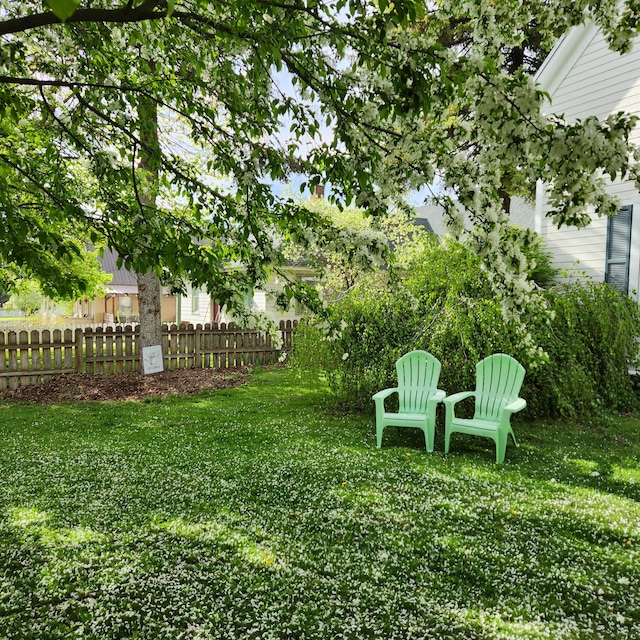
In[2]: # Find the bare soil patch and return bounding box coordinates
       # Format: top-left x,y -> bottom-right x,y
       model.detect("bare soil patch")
0,367 -> 252,404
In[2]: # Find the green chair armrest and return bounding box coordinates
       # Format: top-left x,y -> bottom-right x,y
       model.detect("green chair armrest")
443,390 -> 475,408
432,389 -> 446,402
372,388 -> 398,402
504,397 -> 526,413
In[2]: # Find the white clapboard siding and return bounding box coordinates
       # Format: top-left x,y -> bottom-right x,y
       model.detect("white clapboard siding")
179,287 -> 215,326
537,25 -> 640,300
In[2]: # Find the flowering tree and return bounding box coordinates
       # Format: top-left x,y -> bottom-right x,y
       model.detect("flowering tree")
283,195 -> 430,304
2,0 -> 640,359
332,1 -> 640,360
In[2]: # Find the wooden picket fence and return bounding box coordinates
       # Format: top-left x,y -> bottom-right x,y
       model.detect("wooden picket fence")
0,321 -> 298,392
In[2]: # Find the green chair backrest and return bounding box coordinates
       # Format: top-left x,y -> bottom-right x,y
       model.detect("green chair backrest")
474,353 -> 525,421
396,350 -> 442,414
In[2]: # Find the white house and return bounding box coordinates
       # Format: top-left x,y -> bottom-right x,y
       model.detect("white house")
178,265 -> 317,327
534,23 -> 640,300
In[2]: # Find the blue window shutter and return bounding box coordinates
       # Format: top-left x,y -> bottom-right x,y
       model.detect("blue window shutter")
605,205 -> 633,293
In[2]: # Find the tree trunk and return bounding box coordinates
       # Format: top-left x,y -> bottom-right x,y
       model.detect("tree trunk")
137,270 -> 163,349
499,187 -> 511,215
136,91 -> 163,357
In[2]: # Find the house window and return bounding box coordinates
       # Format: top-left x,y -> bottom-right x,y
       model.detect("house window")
191,285 -> 200,313
605,205 -> 633,294
243,289 -> 255,309
117,296 -> 132,321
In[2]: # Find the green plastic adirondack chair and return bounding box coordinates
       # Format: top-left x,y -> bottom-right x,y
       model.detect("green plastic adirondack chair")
372,350 -> 445,452
444,353 -> 526,463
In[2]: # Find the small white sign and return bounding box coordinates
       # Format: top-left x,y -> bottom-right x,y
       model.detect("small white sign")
142,345 -> 164,375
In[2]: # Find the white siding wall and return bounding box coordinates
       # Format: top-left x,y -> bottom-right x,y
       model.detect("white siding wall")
539,28 -> 640,299
510,197 -> 536,230
216,273 -> 309,326
179,286 -> 215,326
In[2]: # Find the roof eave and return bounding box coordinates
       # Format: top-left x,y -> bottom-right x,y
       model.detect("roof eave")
535,22 -> 599,99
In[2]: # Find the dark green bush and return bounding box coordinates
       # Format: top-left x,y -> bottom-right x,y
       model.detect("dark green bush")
525,283 -> 640,418
293,237 -> 640,419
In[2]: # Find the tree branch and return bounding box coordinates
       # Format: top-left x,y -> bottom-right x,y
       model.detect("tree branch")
0,153 -> 80,216
0,0 -> 167,36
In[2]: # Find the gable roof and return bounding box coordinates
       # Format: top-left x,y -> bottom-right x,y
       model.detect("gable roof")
535,22 -> 599,97
98,248 -> 139,295
98,248 -> 137,286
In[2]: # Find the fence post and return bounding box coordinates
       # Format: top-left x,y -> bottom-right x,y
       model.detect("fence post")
195,324 -> 201,369
75,327 -> 83,373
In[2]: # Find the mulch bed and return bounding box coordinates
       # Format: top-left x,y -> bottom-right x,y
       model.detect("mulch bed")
0,367 -> 252,404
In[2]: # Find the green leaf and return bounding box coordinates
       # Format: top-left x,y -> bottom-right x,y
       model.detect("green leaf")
167,0 -> 176,18
46,0 -> 81,22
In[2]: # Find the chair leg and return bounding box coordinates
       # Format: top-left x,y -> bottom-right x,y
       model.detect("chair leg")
495,432 -> 507,464
444,429 -> 451,454
423,426 -> 435,453
376,423 -> 384,448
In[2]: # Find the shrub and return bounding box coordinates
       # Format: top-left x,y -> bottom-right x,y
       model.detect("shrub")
293,236 -> 640,419
526,282 -> 640,418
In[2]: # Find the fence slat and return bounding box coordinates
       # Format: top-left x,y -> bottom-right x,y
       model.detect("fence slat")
75,328 -> 83,374
115,327 -> 124,374
19,331 -> 30,388
31,330 -> 41,375
42,330 -> 52,380
53,330 -> 64,378
125,326 -> 134,373
0,332 -> 5,392
104,327 -> 114,374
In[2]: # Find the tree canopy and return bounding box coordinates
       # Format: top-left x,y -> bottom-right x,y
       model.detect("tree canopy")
2,0 -> 640,358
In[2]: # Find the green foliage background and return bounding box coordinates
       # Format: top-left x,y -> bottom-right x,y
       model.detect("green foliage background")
293,237 -> 640,420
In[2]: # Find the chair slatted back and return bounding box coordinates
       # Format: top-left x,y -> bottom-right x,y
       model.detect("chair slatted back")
474,354 -> 525,421
397,351 -> 442,414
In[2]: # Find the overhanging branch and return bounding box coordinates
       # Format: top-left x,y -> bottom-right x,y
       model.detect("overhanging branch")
0,0 -> 167,36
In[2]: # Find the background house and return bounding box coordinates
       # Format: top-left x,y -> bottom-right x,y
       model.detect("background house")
78,193 -> 538,327
76,248 -> 314,326
534,23 -> 640,300
75,249 -> 177,324
415,196 -> 536,235
179,264 -> 317,327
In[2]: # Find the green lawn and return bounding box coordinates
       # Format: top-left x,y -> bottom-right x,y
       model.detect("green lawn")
0,368 -> 638,639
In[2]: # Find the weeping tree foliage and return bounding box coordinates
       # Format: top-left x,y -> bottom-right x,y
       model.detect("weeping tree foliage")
293,237 -> 640,420
2,1 -> 640,352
